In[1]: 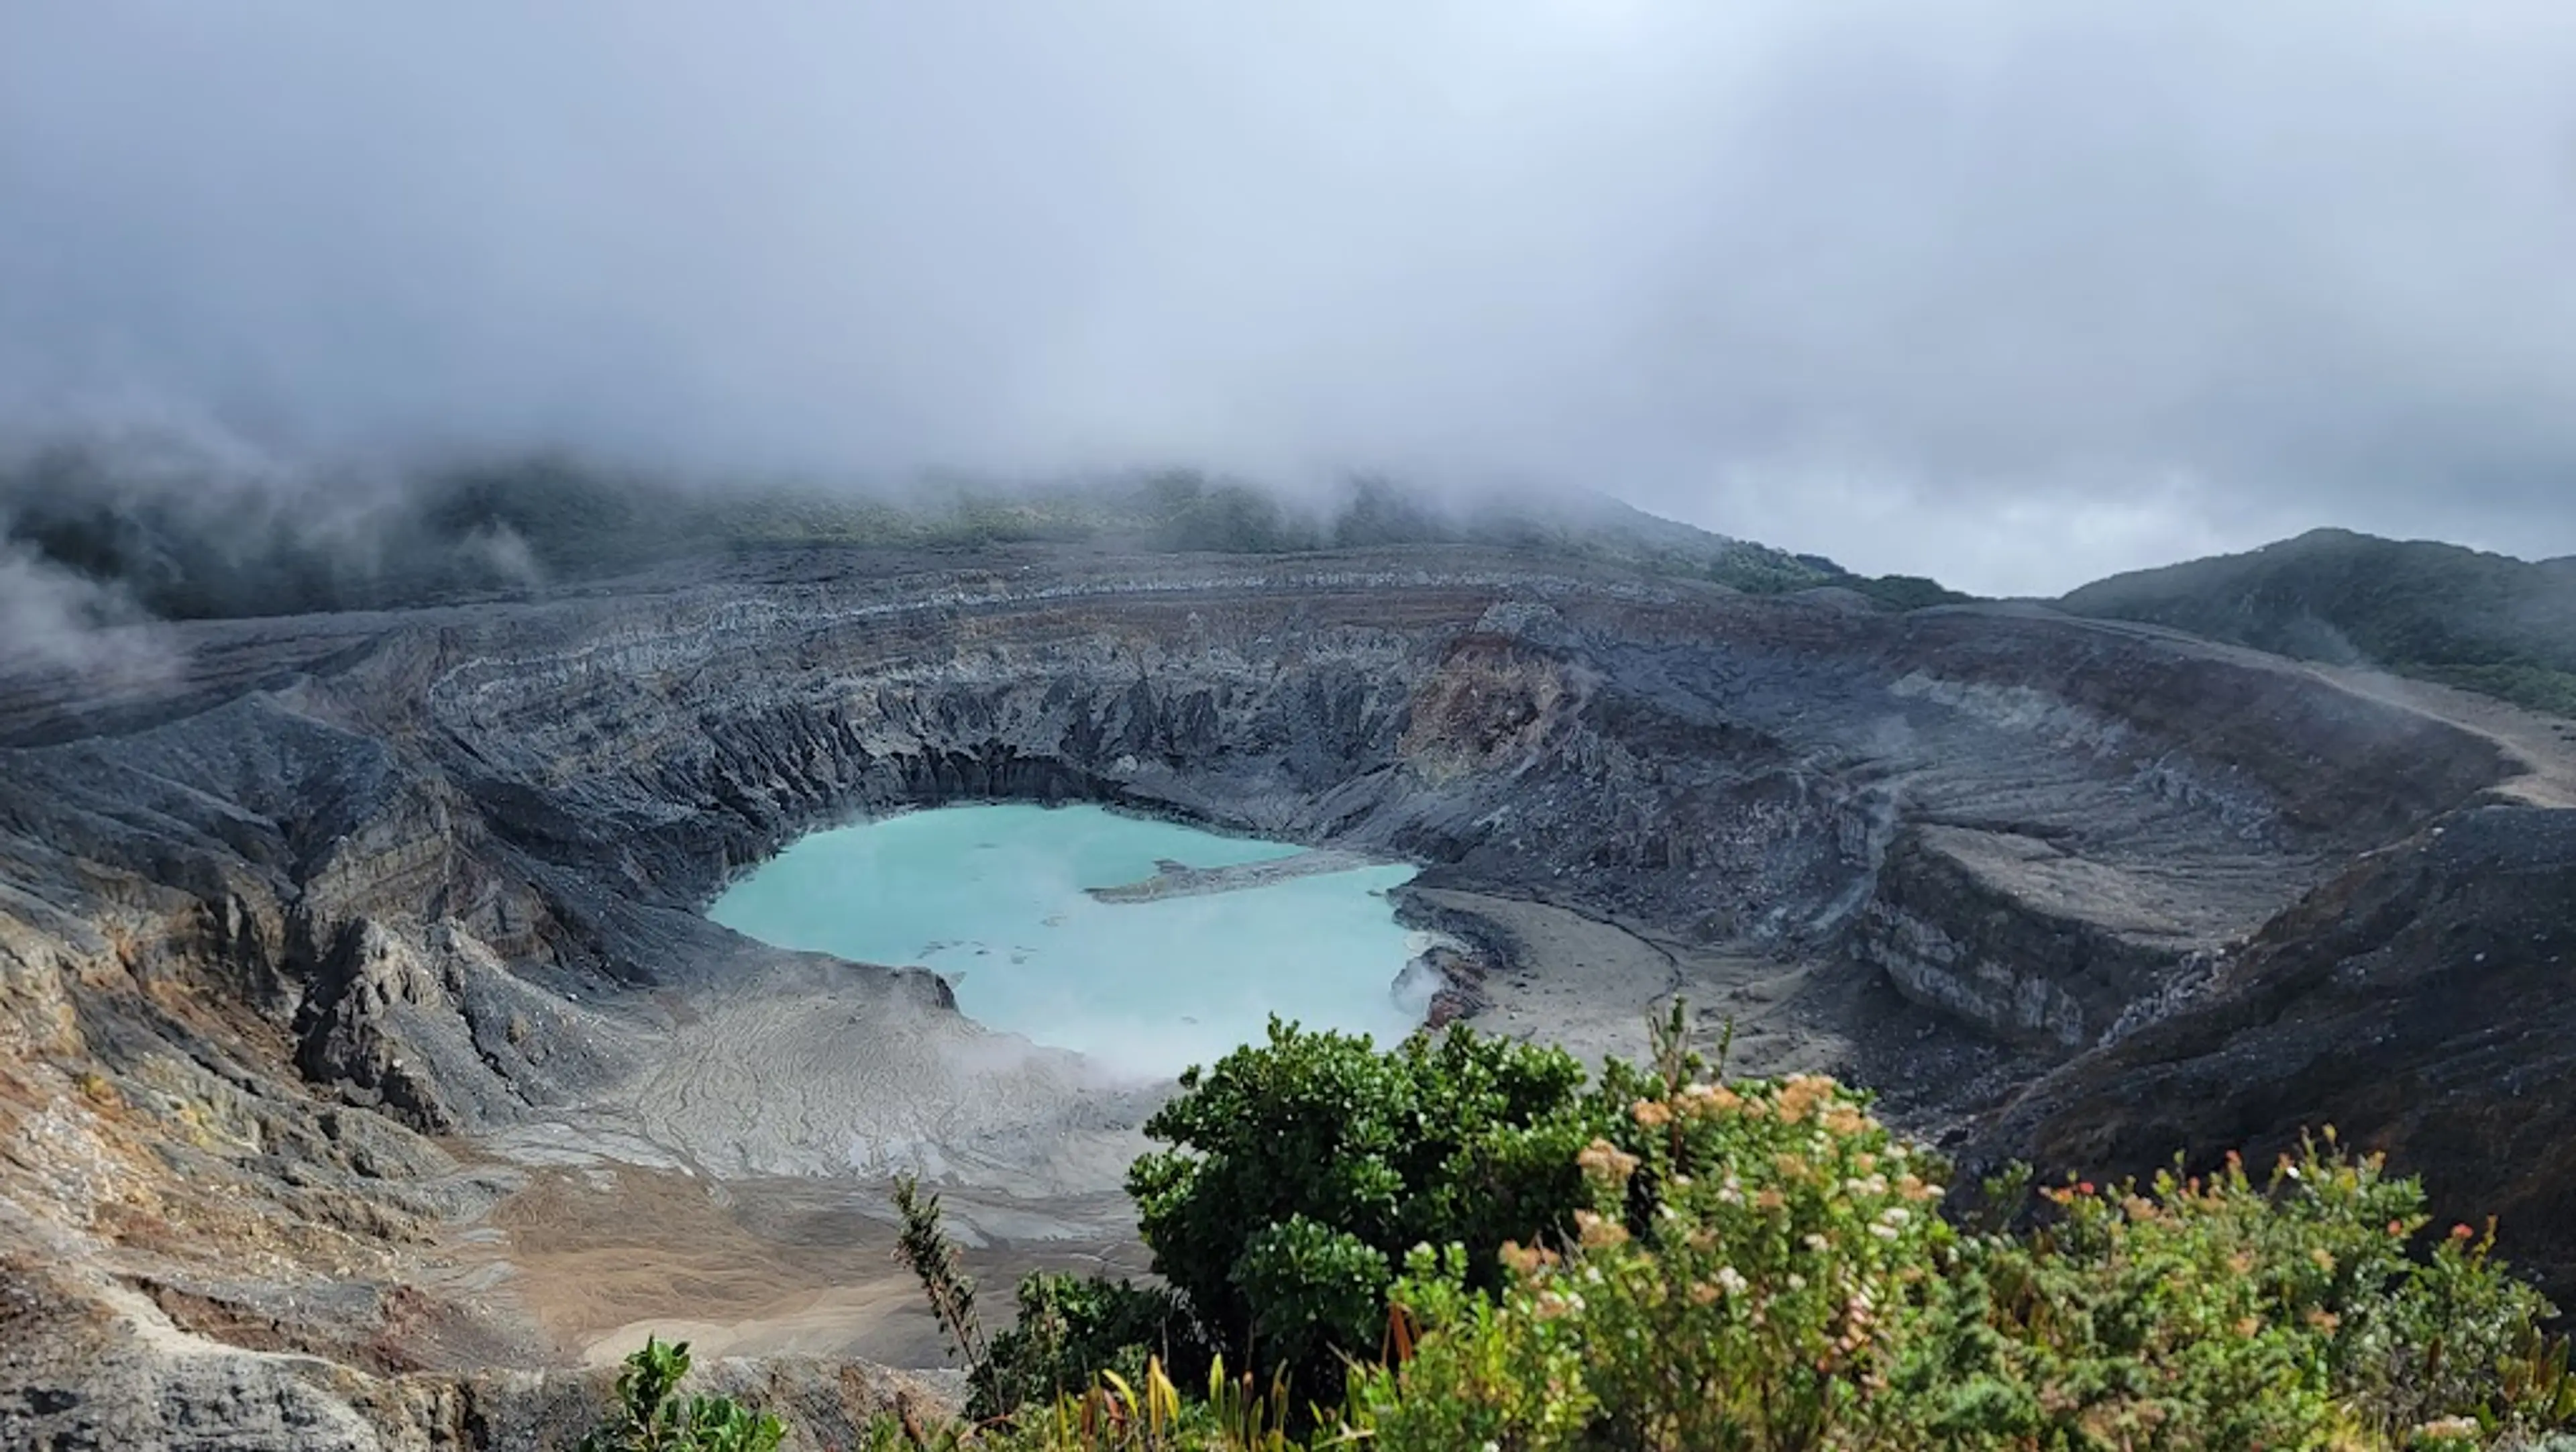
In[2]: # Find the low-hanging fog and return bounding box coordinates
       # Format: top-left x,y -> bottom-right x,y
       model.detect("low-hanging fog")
8,1 -> 2576,600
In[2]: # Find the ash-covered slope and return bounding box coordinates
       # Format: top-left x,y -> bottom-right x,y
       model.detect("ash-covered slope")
0,540 -> 2552,1446
1970,804 -> 2576,1294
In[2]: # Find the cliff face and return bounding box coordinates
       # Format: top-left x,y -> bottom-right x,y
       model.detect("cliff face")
0,542 -> 2544,1446
1970,804 -> 2576,1296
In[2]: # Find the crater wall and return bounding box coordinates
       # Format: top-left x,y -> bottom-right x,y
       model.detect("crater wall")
1,548 -> 2516,1149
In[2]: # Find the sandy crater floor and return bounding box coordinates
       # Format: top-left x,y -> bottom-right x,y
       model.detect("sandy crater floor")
449,888 -> 1984,1372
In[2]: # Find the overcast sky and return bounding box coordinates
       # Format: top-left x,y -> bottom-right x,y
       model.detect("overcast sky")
7,2 -> 2576,595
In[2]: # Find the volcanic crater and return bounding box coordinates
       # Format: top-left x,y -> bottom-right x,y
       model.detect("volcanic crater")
5,541 -> 2572,1448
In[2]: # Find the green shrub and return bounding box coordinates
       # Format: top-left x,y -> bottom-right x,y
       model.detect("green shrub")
1906,1138 -> 2573,1449
1124,1018 -> 1625,1400
894,1172 -> 1211,1422
578,1335 -> 784,1452
981,1272 -> 1209,1420
1353,1070 -> 2572,1451
1355,1064 -> 1953,1449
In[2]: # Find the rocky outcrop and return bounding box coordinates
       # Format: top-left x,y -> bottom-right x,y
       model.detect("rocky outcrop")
0,1250 -> 954,1452
1856,825 -> 2227,1048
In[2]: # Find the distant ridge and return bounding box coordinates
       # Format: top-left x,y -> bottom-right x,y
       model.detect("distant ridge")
0,448 -> 1969,619
2060,527 -> 2576,716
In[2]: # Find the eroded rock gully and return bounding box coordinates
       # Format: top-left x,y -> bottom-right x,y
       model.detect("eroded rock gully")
0,543 -> 2558,1447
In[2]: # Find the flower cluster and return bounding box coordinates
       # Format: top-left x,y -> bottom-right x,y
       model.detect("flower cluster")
1354,1079 -> 2571,1452
1371,1068 -> 1955,1449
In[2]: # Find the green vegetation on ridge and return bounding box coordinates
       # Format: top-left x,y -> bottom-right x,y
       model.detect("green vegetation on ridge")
2061,528 -> 2576,717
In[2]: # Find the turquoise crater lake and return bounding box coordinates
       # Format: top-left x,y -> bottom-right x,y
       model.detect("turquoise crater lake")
708,804 -> 1428,1078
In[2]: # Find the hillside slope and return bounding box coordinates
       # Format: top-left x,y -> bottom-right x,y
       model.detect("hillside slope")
2060,528 -> 2576,715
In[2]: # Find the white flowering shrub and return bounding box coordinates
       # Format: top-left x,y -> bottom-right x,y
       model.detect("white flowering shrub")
1350,1066 -> 2573,1451
1355,1067 -> 1951,1450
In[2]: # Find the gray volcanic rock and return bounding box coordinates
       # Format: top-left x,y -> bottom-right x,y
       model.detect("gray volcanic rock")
1968,804 -> 2576,1297
0,541 -> 2550,1444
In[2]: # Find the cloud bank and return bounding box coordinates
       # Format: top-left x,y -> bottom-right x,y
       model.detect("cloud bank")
0,530 -> 168,681
7,1 -> 2576,594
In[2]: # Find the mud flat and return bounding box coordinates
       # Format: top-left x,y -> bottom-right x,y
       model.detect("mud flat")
462,1165 -> 1151,1372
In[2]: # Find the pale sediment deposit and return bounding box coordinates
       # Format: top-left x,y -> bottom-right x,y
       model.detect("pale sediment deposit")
1081,847 -> 1381,902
